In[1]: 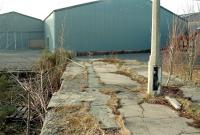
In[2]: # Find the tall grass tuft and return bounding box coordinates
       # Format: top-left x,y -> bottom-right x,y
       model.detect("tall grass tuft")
14,48 -> 73,123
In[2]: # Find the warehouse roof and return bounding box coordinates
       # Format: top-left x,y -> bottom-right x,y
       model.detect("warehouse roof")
44,0 -> 100,21
44,0 -> 187,22
0,0 -> 186,22
0,11 -> 43,21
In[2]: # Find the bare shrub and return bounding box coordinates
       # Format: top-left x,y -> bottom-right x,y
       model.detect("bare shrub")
13,49 -> 72,123
162,16 -> 200,85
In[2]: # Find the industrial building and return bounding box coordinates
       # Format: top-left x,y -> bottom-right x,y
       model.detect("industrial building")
0,12 -> 44,50
182,12 -> 200,32
44,0 -> 187,52
0,0 -> 187,52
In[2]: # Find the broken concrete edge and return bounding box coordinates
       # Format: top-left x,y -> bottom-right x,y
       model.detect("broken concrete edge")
137,91 -> 200,130
40,103 -> 108,135
165,96 -> 182,110
43,62 -> 122,134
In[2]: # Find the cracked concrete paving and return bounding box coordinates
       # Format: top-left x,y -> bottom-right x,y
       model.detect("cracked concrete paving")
181,86 -> 200,105
92,60 -> 200,135
41,59 -> 200,135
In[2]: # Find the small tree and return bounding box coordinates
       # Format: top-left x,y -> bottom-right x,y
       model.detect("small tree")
165,17 -> 184,85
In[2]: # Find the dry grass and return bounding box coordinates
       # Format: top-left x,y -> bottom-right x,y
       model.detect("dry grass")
141,95 -> 169,106
51,103 -> 123,135
191,68 -> 200,85
14,49 -> 72,123
161,86 -> 185,98
33,49 -> 72,92
178,98 -> 200,128
51,104 -> 104,135
115,69 -> 147,85
162,37 -> 200,85
96,58 -> 124,65
100,89 -> 121,115
114,68 -> 148,94
100,88 -> 131,135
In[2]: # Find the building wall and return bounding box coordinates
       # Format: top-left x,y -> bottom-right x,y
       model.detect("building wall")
0,12 -> 44,50
44,12 -> 55,51
46,0 -> 187,52
184,13 -> 200,32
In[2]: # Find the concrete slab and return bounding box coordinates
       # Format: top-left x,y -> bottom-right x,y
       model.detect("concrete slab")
117,91 -> 139,99
42,59 -> 200,135
181,86 -> 200,103
93,63 -> 118,73
120,98 -> 139,106
61,63 -> 84,79
125,65 -> 148,78
88,66 -> 102,88
48,92 -> 95,108
144,117 -> 200,135
142,103 -> 178,119
90,90 -> 110,106
137,71 -> 148,78
97,73 -> 139,86
125,116 -> 200,135
90,104 -> 119,130
125,117 -> 150,135
119,105 -> 143,118
181,133 -> 200,135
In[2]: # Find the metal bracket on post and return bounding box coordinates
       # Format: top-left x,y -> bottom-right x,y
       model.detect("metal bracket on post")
153,66 -> 159,91
152,66 -> 161,95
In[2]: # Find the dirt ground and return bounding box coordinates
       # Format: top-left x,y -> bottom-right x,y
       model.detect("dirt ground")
0,50 -> 42,71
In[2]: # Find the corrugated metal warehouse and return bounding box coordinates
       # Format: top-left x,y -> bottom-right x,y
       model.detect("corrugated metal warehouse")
0,0 -> 187,52
0,12 -> 44,50
44,0 -> 187,52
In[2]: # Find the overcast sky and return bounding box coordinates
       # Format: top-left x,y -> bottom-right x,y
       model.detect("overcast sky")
0,0 -> 200,20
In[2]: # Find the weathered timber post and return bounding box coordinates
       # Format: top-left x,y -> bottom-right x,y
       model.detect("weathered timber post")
147,0 -> 162,96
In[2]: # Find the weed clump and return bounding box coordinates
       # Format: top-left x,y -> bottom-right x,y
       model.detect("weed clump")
14,48 -> 73,126
178,98 -> 200,128
0,74 -> 24,134
41,104 -> 105,135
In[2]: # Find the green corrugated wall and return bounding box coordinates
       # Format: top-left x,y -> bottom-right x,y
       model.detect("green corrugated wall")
0,12 -> 44,50
44,12 -> 55,51
45,0 -> 187,52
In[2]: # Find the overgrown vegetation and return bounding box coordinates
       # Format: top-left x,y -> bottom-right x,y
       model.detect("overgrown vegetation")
178,98 -> 200,128
161,15 -> 200,128
0,48 -> 72,134
0,74 -> 26,135
17,49 -> 72,121
162,17 -> 200,85
48,104 -> 105,135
